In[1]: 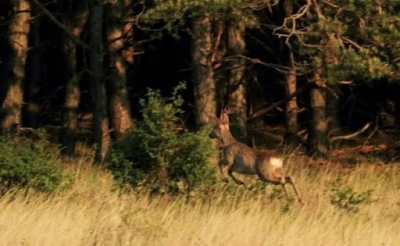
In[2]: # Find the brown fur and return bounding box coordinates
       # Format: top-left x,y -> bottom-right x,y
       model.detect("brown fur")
209,108 -> 302,203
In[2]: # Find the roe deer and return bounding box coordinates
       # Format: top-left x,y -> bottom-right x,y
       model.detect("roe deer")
209,107 -> 302,204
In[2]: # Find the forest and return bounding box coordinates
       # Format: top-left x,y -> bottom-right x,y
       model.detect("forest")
1,0 -> 400,161
1,1 -> 400,245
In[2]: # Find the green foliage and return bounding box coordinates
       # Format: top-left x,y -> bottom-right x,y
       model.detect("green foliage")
107,83 -> 215,194
140,0 -> 263,38
294,1 -> 400,84
0,131 -> 64,195
280,202 -> 291,213
268,186 -> 284,201
330,177 -> 374,213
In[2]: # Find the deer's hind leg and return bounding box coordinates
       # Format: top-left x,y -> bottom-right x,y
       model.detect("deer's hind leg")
284,176 -> 303,204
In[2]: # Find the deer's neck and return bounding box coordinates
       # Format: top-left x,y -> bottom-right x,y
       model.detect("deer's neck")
220,129 -> 237,146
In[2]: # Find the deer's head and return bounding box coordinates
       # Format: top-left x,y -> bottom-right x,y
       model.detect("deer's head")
209,106 -> 232,140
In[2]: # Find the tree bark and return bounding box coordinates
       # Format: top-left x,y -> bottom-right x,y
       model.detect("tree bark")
325,34 -> 341,131
105,0 -> 132,140
89,0 -> 110,163
0,0 -> 30,133
191,11 -> 216,125
326,85 -> 340,131
281,0 -> 299,146
307,67 -> 329,159
24,14 -> 41,128
226,21 -> 247,142
284,67 -> 299,145
61,1 -> 89,156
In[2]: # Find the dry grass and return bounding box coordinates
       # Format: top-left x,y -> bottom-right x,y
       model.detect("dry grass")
1,154 -> 400,246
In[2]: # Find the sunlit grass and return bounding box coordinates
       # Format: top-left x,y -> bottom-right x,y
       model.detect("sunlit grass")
1,154 -> 400,246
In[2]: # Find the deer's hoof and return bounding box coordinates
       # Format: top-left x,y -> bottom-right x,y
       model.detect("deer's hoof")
222,178 -> 229,183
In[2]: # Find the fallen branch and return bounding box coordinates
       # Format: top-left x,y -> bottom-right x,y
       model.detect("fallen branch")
361,120 -> 379,148
330,122 -> 372,142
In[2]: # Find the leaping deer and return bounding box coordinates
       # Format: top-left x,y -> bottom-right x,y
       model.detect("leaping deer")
209,107 -> 303,204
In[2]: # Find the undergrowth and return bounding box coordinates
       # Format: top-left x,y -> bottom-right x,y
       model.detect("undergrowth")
330,177 -> 375,213
107,83 -> 216,194
0,130 -> 65,195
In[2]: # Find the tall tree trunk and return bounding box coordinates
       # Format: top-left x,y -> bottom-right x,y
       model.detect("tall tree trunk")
105,0 -> 132,140
281,0 -> 299,146
0,0 -> 30,133
325,34 -> 341,132
191,12 -> 216,125
326,85 -> 340,131
89,0 -> 110,163
226,21 -> 247,142
284,67 -> 299,145
24,14 -> 41,128
307,65 -> 329,159
61,1 -> 89,156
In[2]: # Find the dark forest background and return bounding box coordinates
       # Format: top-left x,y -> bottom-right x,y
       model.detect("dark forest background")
1,0 -> 400,163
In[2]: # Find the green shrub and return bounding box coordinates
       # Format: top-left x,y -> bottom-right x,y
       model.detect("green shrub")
0,131 -> 64,195
107,83 -> 215,194
330,177 -> 374,213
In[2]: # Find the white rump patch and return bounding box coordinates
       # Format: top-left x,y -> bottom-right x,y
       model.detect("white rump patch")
270,157 -> 283,168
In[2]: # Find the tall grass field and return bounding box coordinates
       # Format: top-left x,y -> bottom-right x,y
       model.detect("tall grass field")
1,153 -> 399,246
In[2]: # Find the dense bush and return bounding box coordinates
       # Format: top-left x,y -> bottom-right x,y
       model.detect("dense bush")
107,83 -> 216,193
0,131 -> 64,195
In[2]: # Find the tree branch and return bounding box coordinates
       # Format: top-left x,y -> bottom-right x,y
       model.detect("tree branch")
247,83 -> 314,121
31,0 -> 91,50
312,0 -> 325,20
341,37 -> 363,50
273,0 -> 312,40
223,55 -> 292,74
321,0 -> 340,8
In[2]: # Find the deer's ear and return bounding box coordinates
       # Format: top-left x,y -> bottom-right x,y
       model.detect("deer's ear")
220,112 -> 230,125
223,106 -> 234,115
223,105 -> 229,113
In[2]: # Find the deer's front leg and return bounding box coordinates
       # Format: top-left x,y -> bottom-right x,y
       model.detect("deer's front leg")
228,169 -> 245,185
218,159 -> 229,182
